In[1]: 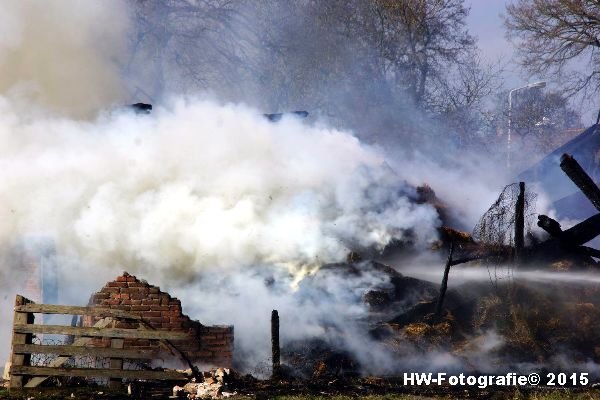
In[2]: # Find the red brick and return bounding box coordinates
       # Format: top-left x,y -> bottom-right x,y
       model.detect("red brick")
109,281 -> 128,288
205,340 -> 227,346
130,305 -> 150,311
190,351 -> 213,357
116,276 -> 128,282
102,287 -> 119,294
143,311 -> 162,318
145,317 -> 163,326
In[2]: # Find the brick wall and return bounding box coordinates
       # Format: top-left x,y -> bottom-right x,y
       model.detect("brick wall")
85,272 -> 233,367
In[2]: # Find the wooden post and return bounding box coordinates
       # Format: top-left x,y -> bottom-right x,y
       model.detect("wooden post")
271,310 -> 280,379
514,182 -> 525,264
108,338 -> 124,390
9,295 -> 34,391
435,243 -> 454,319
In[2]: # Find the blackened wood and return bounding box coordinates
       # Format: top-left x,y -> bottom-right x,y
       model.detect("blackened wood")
435,243 -> 454,318
271,310 -> 280,378
514,182 -> 525,264
537,215 -> 563,237
561,213 -> 600,245
560,154 -> 600,212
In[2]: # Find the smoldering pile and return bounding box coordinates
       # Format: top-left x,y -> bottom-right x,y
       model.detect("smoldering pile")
259,162 -> 600,382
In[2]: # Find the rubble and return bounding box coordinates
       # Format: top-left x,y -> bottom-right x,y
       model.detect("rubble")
174,368 -> 237,399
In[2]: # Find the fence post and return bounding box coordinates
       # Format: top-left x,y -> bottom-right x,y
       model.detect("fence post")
271,310 -> 280,378
9,295 -> 34,391
108,338 -> 124,389
514,181 -> 525,265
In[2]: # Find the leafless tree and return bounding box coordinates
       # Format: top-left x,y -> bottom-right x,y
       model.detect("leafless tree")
505,0 -> 600,98
126,0 -> 256,101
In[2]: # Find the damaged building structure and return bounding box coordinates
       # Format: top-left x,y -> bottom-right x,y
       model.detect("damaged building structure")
84,272 -> 234,367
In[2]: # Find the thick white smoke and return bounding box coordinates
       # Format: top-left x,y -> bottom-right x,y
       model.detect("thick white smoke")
0,0 -> 129,117
0,98 -> 440,282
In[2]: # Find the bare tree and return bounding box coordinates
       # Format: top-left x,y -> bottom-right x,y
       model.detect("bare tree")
430,53 -> 505,148
126,0 -> 255,101
505,0 -> 600,98
373,0 -> 475,106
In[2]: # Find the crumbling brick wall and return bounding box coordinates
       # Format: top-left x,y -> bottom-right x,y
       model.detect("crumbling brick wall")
85,272 -> 233,367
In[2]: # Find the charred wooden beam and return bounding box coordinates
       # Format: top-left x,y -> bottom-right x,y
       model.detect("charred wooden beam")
560,154 -> 600,212
562,213 -> 600,245
537,215 -> 563,237
514,182 -> 525,264
576,246 -> 600,259
271,310 -> 281,378
533,214 -> 600,263
264,111 -> 309,122
537,213 -> 600,246
435,242 -> 454,318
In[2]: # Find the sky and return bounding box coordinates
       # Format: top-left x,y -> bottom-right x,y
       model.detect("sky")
467,0 -> 525,88
467,0 -> 512,62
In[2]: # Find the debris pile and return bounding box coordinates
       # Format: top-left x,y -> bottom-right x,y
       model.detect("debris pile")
173,368 -> 237,399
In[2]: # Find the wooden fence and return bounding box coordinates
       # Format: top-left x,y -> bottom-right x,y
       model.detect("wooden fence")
9,295 -> 191,391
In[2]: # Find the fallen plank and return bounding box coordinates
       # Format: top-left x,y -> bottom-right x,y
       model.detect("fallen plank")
12,365 -> 187,381
13,344 -> 159,360
15,304 -> 141,320
13,324 -> 192,341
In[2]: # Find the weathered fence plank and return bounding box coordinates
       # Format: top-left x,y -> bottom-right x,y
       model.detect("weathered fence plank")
13,324 -> 192,340
9,296 -> 34,390
15,304 -> 142,320
23,317 -> 114,388
9,295 -> 192,390
13,344 -> 158,360
12,366 -> 187,381
108,338 -> 124,389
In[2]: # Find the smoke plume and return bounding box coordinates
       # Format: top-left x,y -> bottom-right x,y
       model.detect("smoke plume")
0,0 -> 129,117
